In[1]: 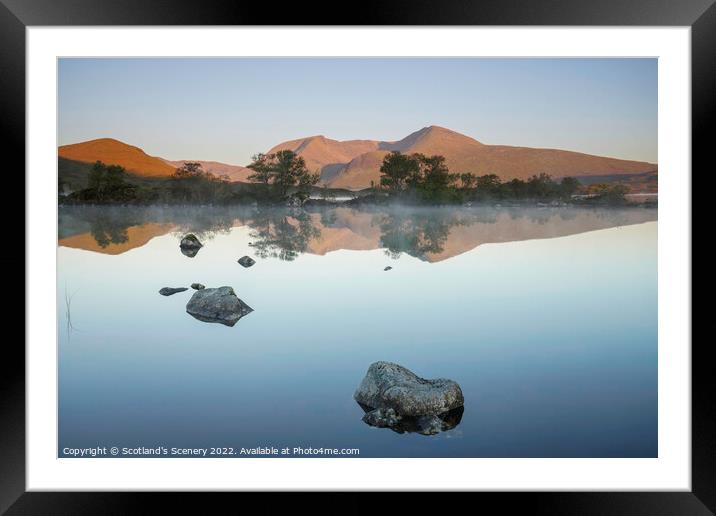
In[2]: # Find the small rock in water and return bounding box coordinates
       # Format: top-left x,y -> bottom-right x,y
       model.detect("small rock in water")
238,256 -> 256,268
384,266 -> 392,271
191,283 -> 205,290
180,234 -> 203,249
179,234 -> 202,258
186,286 -> 253,327
159,287 -> 188,296
354,361 -> 464,435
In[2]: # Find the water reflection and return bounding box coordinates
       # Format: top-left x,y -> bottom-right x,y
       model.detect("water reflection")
90,218 -> 131,249
59,205 -> 657,263
357,402 -> 464,436
180,246 -> 201,258
58,204 -> 658,457
248,209 -> 322,261
377,210 -> 458,260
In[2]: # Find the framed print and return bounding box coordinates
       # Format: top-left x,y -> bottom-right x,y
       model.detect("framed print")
3,0 -> 707,513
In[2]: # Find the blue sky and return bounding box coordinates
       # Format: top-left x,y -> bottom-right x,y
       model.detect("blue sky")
58,58 -> 657,166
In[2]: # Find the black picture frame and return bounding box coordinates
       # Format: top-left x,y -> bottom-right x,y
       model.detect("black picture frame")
2,0 -> 705,513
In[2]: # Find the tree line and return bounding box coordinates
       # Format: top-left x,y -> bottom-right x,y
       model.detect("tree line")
64,161 -> 237,204
62,154 -> 321,205
62,149 -> 630,205
63,151 -> 321,204
375,150 -> 628,203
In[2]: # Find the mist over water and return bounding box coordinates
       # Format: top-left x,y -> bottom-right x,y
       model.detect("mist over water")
58,204 -> 657,457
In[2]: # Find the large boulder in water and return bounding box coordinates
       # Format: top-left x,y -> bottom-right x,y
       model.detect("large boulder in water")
354,361 -> 464,417
185,286 -> 253,327
180,234 -> 203,249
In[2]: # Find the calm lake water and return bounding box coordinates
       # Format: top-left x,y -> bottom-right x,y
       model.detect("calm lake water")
58,204 -> 658,458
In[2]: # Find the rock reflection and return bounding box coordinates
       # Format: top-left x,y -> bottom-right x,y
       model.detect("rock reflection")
180,246 -> 201,258
357,402 -> 464,436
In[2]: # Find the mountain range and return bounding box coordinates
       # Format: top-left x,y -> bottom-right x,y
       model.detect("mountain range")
58,126 -> 657,191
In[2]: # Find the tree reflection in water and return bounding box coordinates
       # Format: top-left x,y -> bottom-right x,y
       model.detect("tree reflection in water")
173,208 -> 236,243
89,218 -> 131,248
248,209 -> 322,261
376,209 -> 466,261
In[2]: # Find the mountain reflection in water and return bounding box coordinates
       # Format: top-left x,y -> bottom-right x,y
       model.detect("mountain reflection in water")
58,205 -> 657,262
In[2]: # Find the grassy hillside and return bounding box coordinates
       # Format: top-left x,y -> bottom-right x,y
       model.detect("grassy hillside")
59,157 -> 168,192
576,171 -> 658,193
58,138 -> 176,176
59,157 -> 93,192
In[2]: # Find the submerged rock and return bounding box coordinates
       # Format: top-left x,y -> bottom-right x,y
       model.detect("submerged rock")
180,234 -> 203,249
159,287 -> 188,296
354,361 -> 464,418
190,283 -> 205,290
384,266 -> 392,271
185,286 -> 253,327
238,256 -> 256,268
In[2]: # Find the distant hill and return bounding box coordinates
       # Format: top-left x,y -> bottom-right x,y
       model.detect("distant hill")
267,126 -> 657,190
330,151 -> 390,189
163,160 -> 254,182
58,139 -> 256,186
267,136 -> 380,177
58,138 -> 176,177
58,157 -> 169,194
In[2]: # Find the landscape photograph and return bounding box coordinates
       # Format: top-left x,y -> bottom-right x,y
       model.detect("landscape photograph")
58,57 -> 657,458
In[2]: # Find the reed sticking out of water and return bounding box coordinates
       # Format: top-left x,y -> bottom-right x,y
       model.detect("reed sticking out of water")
64,285 -> 79,335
